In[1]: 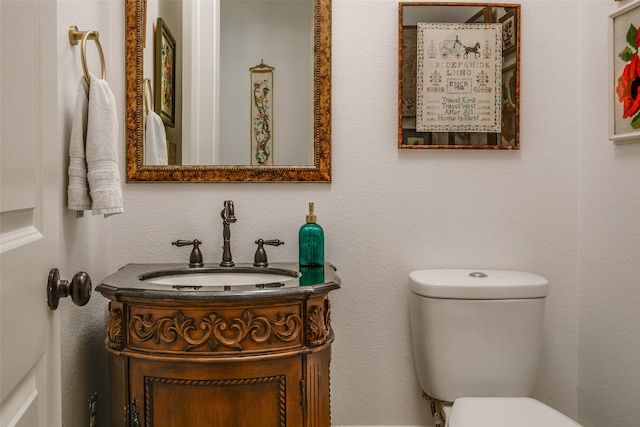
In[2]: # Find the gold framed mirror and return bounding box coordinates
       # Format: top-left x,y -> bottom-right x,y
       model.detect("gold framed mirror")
398,2 -> 520,150
125,0 -> 331,182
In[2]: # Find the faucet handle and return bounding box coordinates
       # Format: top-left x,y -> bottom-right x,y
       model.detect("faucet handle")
172,239 -> 204,268
253,239 -> 284,267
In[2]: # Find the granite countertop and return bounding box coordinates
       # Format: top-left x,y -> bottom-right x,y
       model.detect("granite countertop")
95,262 -> 340,301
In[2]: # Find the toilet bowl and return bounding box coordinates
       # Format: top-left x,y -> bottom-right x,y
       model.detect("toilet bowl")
446,398 -> 582,427
408,269 -> 582,427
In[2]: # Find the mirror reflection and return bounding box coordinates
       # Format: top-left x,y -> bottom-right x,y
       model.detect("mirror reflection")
126,0 -> 332,182
143,0 -> 313,166
398,3 -> 520,150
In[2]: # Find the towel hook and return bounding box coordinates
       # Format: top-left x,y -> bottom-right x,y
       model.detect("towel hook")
143,78 -> 153,114
69,26 -> 106,86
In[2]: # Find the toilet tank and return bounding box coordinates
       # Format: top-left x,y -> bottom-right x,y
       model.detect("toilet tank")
408,269 -> 549,403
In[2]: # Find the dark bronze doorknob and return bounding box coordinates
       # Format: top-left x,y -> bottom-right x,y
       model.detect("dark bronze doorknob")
47,268 -> 92,310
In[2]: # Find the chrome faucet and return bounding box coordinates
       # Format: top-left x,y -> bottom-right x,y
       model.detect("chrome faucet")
220,200 -> 237,267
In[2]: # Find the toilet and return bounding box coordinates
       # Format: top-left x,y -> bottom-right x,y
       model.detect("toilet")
408,269 -> 582,427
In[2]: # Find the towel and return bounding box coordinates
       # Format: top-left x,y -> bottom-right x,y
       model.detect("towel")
86,73 -> 123,217
144,109 -> 168,165
67,78 -> 91,211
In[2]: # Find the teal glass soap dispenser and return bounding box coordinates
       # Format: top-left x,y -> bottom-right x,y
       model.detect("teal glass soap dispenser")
299,202 -> 324,267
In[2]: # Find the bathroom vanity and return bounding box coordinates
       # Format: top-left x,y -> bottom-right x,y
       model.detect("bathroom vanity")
96,263 -> 340,427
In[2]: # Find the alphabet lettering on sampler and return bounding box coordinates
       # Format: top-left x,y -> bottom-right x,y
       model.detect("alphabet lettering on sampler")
416,22 -> 502,133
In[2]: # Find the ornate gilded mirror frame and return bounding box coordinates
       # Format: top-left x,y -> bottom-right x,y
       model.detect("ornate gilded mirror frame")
125,0 -> 332,182
398,2 -> 520,150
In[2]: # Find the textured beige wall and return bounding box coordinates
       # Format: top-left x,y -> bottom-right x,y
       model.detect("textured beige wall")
577,2 -> 640,427
55,1 -> 639,426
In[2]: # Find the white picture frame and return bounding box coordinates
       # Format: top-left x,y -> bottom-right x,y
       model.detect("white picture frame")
609,0 -> 640,144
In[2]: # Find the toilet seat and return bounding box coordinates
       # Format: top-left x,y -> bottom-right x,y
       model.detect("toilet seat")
447,397 -> 582,427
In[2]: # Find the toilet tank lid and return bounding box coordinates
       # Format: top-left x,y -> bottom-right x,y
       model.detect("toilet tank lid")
409,269 -> 549,299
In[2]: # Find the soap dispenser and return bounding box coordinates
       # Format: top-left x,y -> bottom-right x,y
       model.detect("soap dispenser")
299,202 -> 324,267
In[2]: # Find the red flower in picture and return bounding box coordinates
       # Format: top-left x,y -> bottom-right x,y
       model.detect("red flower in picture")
616,23 -> 640,128
616,54 -> 640,118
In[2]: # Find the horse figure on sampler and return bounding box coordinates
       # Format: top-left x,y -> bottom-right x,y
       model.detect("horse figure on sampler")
463,42 -> 481,59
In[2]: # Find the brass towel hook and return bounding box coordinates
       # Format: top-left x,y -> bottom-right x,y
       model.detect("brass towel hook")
143,78 -> 153,114
69,26 -> 106,86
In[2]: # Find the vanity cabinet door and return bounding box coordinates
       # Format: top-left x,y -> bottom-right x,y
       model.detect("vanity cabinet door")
304,348 -> 332,427
128,356 -> 303,427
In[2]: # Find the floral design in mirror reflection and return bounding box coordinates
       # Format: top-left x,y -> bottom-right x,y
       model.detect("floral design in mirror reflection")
250,62 -> 275,166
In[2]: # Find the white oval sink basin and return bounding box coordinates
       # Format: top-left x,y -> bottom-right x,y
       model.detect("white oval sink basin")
140,268 -> 300,287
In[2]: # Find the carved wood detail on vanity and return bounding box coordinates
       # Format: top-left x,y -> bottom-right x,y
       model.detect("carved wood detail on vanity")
107,302 -> 125,350
307,296 -> 332,346
143,375 -> 287,427
128,307 -> 303,353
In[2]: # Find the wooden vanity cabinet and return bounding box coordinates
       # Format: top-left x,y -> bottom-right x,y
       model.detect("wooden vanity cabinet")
100,280 -> 337,427
126,355 -> 305,426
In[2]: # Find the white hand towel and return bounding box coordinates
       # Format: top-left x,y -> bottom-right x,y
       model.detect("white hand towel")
144,109 -> 168,165
67,78 -> 91,211
86,73 -> 123,217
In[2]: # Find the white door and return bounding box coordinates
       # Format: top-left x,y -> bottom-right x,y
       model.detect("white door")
1,1 -> 62,427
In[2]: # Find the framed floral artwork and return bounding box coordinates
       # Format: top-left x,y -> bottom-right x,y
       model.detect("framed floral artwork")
155,18 -> 176,127
250,61 -> 275,165
610,0 -> 640,143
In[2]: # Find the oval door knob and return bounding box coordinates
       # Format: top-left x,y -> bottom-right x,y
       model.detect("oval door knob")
47,268 -> 92,310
